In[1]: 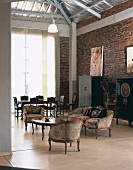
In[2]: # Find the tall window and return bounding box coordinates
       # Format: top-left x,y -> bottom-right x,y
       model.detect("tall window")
47,36 -> 55,97
11,32 -> 42,111
11,30 -> 58,112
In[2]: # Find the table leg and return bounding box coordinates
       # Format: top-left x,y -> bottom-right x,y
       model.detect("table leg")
42,125 -> 45,140
32,122 -> 34,135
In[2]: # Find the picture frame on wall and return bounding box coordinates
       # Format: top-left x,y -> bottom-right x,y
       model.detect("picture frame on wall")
90,46 -> 103,76
126,46 -> 133,73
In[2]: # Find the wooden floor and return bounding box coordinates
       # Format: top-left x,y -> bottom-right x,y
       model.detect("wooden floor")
0,113 -> 133,170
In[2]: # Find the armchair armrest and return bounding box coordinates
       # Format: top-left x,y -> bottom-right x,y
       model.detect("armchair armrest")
98,111 -> 114,129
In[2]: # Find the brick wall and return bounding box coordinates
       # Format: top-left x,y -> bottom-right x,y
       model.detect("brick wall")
60,37 -> 69,102
77,17 -> 133,103
59,0 -> 133,104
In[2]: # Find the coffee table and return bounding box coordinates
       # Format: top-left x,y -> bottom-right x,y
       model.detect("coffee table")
32,117 -> 65,140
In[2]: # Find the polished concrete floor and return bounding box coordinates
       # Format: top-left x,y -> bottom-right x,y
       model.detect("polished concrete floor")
0,113 -> 133,170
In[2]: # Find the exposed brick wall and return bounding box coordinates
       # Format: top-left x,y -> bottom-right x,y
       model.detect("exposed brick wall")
59,0 -> 133,105
77,17 -> 133,105
77,0 -> 133,29
60,37 -> 69,102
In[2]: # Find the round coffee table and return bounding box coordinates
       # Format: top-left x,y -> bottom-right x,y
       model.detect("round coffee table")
32,117 -> 65,140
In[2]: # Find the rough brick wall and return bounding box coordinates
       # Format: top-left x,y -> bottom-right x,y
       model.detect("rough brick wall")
60,37 -> 69,102
77,0 -> 133,29
77,17 -> 133,105
59,0 -> 133,104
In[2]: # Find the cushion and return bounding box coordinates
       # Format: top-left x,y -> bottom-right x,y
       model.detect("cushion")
90,108 -> 106,118
91,109 -> 100,118
84,106 -> 96,117
98,108 -> 107,118
27,106 -> 41,114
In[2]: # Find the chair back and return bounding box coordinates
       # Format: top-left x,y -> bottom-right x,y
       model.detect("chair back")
30,97 -> 38,105
49,119 -> 82,141
47,97 -> 56,103
66,120 -> 82,140
13,97 -> 17,105
36,95 -> 44,101
72,93 -> 77,102
13,97 -> 18,109
60,95 -> 64,103
21,96 -> 29,101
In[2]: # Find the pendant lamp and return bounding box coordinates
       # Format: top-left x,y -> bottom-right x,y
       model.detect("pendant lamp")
48,19 -> 58,33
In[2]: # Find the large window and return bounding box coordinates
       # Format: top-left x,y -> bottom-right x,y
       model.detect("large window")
11,30 -> 57,112
47,36 -> 55,97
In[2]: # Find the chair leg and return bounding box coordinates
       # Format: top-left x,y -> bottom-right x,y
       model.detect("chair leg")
65,142 -> 67,154
48,138 -> 51,151
25,123 -> 27,131
21,113 -> 23,120
17,109 -> 19,119
95,129 -> 98,139
109,128 -> 111,137
70,142 -> 72,147
77,140 -> 80,151
85,126 -> 86,135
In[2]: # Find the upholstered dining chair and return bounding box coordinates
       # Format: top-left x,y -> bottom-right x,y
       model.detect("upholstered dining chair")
48,119 -> 82,154
23,105 -> 44,130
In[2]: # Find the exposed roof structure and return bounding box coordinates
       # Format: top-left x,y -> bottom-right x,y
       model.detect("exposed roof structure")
2,0 -> 130,25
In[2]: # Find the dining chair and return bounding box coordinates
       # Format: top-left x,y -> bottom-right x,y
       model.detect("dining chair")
46,97 -> 57,117
13,97 -> 22,119
57,95 -> 68,116
20,95 -> 29,101
20,95 -> 30,109
36,95 -> 44,101
30,97 -> 38,106
69,93 -> 78,111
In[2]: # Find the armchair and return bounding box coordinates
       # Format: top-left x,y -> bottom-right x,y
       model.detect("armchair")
48,119 -> 82,154
23,105 -> 44,130
83,110 -> 114,139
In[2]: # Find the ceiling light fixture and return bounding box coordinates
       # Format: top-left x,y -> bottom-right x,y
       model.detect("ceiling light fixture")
48,19 -> 58,33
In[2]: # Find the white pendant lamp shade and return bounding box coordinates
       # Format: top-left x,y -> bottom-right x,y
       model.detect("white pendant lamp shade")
48,19 -> 58,33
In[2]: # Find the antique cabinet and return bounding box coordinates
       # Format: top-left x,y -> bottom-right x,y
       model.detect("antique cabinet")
116,78 -> 133,124
79,75 -> 103,107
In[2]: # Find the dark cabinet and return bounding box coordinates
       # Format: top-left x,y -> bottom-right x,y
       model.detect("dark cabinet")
116,78 -> 133,124
79,75 -> 103,107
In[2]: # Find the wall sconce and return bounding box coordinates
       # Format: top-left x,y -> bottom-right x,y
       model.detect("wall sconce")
48,19 -> 58,33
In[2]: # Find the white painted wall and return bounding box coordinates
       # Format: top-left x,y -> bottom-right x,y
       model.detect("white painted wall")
69,22 -> 77,103
0,3 -> 11,152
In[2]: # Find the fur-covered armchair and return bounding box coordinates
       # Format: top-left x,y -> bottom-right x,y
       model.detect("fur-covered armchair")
23,105 -> 44,130
48,119 -> 82,154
